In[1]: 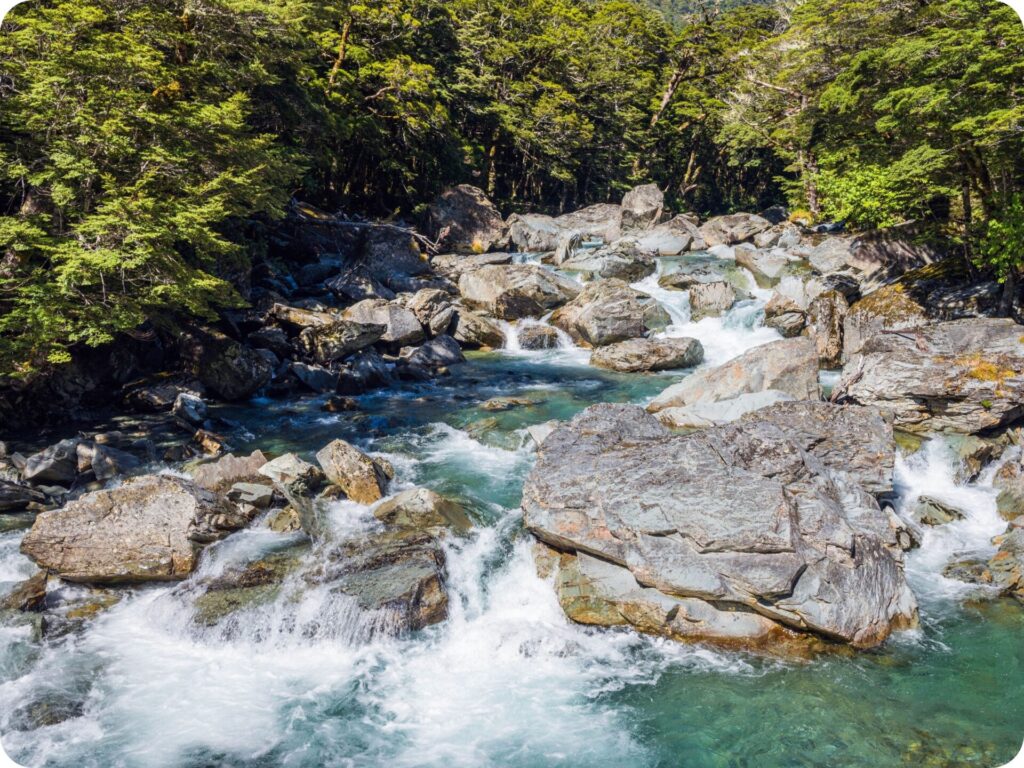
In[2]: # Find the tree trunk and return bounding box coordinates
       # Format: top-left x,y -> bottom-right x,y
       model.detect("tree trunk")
999,269 -> 1018,318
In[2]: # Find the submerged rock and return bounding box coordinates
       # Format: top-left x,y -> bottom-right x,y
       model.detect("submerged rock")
522,404 -> 917,651
590,337 -> 704,373
21,475 -> 252,583
1,571 -> 47,612
517,324 -> 560,350
550,279 -> 670,347
313,529 -> 450,632
373,488 -> 472,533
648,337 -> 819,413
836,318 -> 1024,434
912,495 -> 966,526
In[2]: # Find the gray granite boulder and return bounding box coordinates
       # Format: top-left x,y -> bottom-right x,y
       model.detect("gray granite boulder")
551,279 -> 670,347
835,318 -> 1024,434
458,264 -> 580,320
648,337 -> 819,413
590,337 -> 704,373
20,475 -> 252,583
523,404 -> 917,651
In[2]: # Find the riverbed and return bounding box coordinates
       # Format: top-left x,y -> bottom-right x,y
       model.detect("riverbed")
1,254 -> 1022,767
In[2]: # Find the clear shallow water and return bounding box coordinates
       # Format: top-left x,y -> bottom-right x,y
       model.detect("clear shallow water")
1,255 -> 1023,767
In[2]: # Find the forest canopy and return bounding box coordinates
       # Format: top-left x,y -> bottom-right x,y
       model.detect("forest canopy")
0,0 -> 1022,373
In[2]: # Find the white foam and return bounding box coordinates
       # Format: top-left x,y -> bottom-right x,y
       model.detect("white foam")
896,439 -> 1009,604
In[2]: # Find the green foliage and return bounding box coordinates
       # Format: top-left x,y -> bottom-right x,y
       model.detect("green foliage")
978,196 -> 1024,284
2,0 -> 1023,377
0,0 -> 301,373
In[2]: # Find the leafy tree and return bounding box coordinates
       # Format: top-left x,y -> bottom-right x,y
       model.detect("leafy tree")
0,0 -> 301,373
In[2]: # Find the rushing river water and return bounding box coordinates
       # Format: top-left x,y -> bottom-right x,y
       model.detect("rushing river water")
1,253 -> 1023,767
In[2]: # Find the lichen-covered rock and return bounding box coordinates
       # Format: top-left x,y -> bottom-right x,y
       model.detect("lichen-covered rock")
550,279 -> 670,347
0,480 -> 46,512
648,337 -> 819,413
807,290 -> 849,368
836,318 -> 1024,434
764,293 -> 806,338
316,439 -> 389,505
458,264 -> 580,320
590,337 -> 704,373
299,320 -> 385,364
555,204 -> 623,244
20,475 -> 252,583
522,404 -> 917,651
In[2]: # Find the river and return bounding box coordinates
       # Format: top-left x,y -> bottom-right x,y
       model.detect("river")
1,253 -> 1022,767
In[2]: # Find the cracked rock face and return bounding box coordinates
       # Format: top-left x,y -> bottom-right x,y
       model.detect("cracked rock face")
837,318 -> 1024,434
522,403 -> 917,651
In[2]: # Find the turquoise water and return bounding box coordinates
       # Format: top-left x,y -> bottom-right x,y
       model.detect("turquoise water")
1,261 -> 1023,767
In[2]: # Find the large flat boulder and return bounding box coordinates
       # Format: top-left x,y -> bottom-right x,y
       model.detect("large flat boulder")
506,214 -> 564,252
523,404 -> 917,651
428,185 -> 506,253
555,204 -> 623,244
648,337 -> 819,413
836,318 -> 1024,434
20,475 -> 252,583
550,279 -> 670,347
458,264 -> 580,320
561,241 -> 656,282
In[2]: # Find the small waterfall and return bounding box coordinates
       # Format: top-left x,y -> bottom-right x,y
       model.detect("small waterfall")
896,438 -> 1010,604
633,260 -> 781,367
